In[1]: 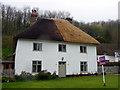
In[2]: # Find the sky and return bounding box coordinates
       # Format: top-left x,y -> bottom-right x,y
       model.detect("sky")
0,0 -> 119,22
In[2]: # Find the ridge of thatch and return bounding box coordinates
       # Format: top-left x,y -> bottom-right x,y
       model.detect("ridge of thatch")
15,18 -> 100,44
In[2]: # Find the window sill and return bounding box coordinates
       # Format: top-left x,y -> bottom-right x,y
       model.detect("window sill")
58,51 -> 66,53
80,71 -> 88,74
33,50 -> 42,51
80,52 -> 87,54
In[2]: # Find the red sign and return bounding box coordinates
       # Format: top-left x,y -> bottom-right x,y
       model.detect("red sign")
99,56 -> 106,65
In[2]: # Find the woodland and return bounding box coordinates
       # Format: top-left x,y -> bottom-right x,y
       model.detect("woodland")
1,4 -> 118,60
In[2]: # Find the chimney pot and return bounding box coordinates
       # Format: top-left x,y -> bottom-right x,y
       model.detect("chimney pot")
30,9 -> 38,25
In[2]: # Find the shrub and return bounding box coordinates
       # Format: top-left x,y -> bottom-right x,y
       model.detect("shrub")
79,73 -> 83,76
2,76 -> 16,83
51,71 -> 57,79
20,71 -> 35,80
8,78 -> 16,82
14,74 -> 23,81
14,71 -> 35,81
94,72 -> 98,75
88,72 -> 91,76
34,70 -> 52,80
2,76 -> 8,82
101,72 -> 106,75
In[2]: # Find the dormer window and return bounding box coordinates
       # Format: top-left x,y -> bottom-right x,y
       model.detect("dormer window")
33,43 -> 42,51
80,46 -> 87,53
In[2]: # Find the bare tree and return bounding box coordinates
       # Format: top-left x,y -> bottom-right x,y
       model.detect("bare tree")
38,10 -> 71,19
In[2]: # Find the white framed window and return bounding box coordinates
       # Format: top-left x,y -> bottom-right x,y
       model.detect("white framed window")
58,44 -> 66,52
80,46 -> 87,53
33,43 -> 42,51
80,61 -> 87,72
32,61 -> 42,73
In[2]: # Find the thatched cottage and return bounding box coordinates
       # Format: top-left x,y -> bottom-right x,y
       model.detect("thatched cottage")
14,9 -> 99,77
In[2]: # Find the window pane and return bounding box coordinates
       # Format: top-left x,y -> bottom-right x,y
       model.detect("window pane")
11,64 -> 14,69
33,43 -> 37,50
6,64 -> 9,69
63,45 -> 66,52
33,43 -> 42,51
62,62 -> 66,64
38,61 -> 41,64
80,46 -> 83,53
33,61 -> 37,64
59,62 -> 62,64
84,62 -> 87,64
33,65 -> 36,72
81,62 -> 87,72
37,65 -> 41,72
59,44 -> 62,51
59,44 -> 66,52
81,62 -> 83,64
84,65 -> 87,71
84,47 -> 86,53
38,43 -> 42,51
81,65 -> 83,71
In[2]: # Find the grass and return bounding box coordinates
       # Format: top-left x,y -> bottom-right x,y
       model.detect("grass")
2,75 -> 119,88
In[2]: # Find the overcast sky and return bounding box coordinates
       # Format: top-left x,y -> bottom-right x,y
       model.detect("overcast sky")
0,0 -> 119,22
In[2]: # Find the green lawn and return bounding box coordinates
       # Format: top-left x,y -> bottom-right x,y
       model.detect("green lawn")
2,75 -> 119,88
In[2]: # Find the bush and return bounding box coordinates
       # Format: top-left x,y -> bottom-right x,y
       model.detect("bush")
2,76 -> 8,82
34,70 -> 52,80
14,71 -> 35,81
87,73 -> 91,76
51,71 -> 57,79
94,72 -> 98,75
79,73 -> 83,76
8,78 -> 16,82
2,76 -> 16,83
101,72 -> 106,75
14,75 -> 23,81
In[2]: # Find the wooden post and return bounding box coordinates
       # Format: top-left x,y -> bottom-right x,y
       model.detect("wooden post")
9,64 -> 12,77
0,63 -> 1,69
4,64 -> 6,70
9,64 -> 11,70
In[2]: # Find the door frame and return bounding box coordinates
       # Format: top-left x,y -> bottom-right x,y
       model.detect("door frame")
58,61 -> 66,77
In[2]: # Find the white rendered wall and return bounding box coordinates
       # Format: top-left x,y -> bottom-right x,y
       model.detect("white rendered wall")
15,39 -> 97,75
97,55 -> 115,62
107,56 -> 115,62
115,51 -> 120,62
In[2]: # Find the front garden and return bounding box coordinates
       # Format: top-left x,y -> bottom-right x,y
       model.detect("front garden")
1,72 -> 119,88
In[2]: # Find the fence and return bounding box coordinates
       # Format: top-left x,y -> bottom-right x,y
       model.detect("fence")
2,69 -> 14,77
98,66 -> 119,74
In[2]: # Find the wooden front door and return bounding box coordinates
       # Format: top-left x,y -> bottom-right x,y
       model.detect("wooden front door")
58,61 -> 66,77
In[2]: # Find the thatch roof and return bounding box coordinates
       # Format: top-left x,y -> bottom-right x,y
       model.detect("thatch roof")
15,18 -> 99,44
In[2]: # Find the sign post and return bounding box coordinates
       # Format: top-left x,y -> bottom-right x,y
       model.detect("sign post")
99,56 -> 106,86
102,65 -> 105,86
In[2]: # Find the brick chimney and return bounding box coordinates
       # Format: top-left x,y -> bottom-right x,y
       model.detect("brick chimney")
30,9 -> 38,25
